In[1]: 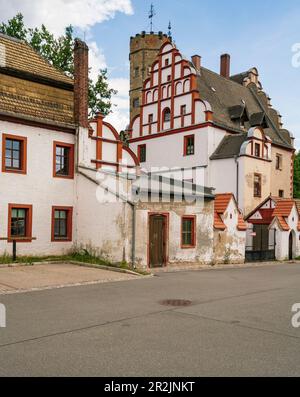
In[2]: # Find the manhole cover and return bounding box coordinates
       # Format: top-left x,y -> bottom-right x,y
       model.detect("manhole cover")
159,299 -> 192,307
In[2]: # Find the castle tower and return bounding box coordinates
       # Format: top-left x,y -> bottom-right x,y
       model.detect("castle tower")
129,31 -> 170,122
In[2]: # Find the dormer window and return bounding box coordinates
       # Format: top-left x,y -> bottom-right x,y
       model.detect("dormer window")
254,143 -> 260,157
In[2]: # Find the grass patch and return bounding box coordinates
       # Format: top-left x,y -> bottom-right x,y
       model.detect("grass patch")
0,251 -> 149,275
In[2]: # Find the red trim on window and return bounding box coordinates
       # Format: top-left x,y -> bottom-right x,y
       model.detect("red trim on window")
51,206 -> 73,242
181,215 -> 196,249
53,141 -> 75,179
2,134 -> 27,174
183,134 -> 195,156
8,204 -> 33,243
137,144 -> 146,163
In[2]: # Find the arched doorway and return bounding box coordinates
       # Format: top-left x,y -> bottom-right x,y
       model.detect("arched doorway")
289,231 -> 295,260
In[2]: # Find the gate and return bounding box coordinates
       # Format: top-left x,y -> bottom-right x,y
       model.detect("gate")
245,226 -> 276,262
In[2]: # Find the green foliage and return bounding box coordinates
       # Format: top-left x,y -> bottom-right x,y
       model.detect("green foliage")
0,13 -> 117,117
88,69 -> 117,118
294,151 -> 300,199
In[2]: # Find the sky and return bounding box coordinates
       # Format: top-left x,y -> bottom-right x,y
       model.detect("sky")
0,0 -> 300,146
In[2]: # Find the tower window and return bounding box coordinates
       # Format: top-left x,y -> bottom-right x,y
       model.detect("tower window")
134,67 -> 139,78
276,154 -> 282,170
133,98 -> 140,108
254,173 -> 262,198
279,190 -> 284,198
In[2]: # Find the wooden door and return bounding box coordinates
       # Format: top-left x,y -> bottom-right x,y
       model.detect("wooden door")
149,215 -> 166,268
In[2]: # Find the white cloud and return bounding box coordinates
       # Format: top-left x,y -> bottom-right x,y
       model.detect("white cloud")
106,78 -> 130,132
0,0 -> 133,36
0,0 -> 133,132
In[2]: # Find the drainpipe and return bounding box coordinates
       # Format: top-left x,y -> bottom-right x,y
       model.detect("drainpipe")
130,203 -> 136,269
234,155 -> 239,206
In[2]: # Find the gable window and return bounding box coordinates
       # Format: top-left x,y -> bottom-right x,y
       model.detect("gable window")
52,206 -> 73,242
133,98 -> 140,108
184,135 -> 195,156
138,144 -> 146,163
148,114 -> 153,124
276,154 -> 282,170
254,173 -> 262,198
8,204 -> 32,242
167,75 -> 171,82
53,142 -> 74,179
181,105 -> 187,115
181,216 -> 196,248
165,59 -> 169,66
279,190 -> 284,198
163,108 -> 171,123
254,143 -> 260,157
2,134 -> 27,174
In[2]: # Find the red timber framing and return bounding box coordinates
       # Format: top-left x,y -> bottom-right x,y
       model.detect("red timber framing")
130,41 -> 209,141
90,114 -> 139,171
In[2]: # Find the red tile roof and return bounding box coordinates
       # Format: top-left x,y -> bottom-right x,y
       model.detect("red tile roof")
214,193 -> 247,231
272,199 -> 295,218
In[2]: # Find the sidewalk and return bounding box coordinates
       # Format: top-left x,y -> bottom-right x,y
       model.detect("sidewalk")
151,260 -> 300,274
0,262 -> 140,295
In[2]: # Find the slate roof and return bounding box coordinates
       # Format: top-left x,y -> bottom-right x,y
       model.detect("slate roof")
210,134 -> 247,160
197,66 -> 293,151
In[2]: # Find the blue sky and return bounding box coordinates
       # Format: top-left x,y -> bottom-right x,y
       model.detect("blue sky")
1,0 -> 300,144
92,0 -> 300,144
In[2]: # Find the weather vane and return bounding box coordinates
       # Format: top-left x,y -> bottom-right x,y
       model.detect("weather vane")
168,21 -> 172,39
149,3 -> 156,32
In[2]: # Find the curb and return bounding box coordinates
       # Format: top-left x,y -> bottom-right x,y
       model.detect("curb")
68,261 -> 151,277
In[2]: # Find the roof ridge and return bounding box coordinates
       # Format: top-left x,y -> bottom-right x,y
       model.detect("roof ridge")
0,32 -> 24,44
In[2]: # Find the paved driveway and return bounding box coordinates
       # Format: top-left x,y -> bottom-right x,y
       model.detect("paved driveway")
0,263 -> 139,294
0,263 -> 300,376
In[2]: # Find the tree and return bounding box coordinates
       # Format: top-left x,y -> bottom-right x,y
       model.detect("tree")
0,13 -> 117,117
294,151 -> 300,198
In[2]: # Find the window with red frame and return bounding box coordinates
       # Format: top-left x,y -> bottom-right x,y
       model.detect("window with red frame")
138,145 -> 146,163
52,207 -> 73,242
2,134 -> 27,174
53,142 -> 74,179
184,135 -> 195,156
181,216 -> 196,248
8,204 -> 32,242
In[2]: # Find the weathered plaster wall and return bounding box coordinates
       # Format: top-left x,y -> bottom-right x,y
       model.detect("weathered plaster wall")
270,146 -> 293,199
213,199 -> 246,264
134,199 -> 214,268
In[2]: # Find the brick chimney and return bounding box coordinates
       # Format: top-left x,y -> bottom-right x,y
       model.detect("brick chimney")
220,54 -> 230,79
74,39 -> 89,128
191,55 -> 201,71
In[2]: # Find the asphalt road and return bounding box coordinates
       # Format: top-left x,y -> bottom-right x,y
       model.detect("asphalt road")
0,263 -> 300,377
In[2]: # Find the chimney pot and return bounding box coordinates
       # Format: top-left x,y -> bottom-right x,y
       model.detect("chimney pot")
74,38 -> 89,128
220,54 -> 230,79
192,55 -> 201,71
